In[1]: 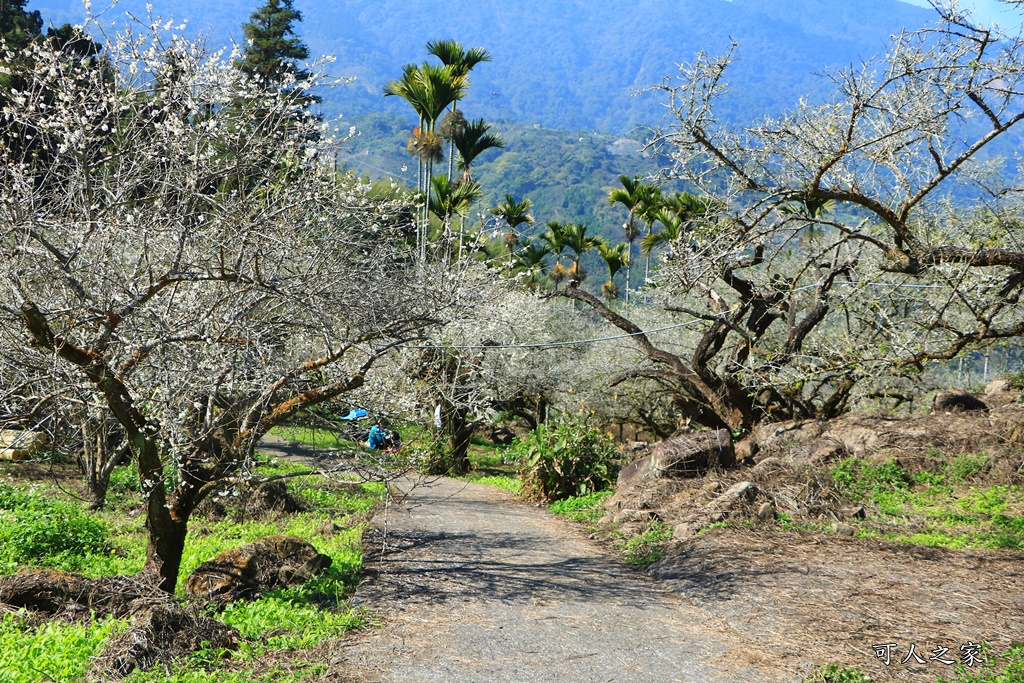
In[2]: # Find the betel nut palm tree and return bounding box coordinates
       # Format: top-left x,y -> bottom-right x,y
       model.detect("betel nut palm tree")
426,39 -> 492,181
597,239 -> 629,300
453,118 -> 504,182
384,62 -> 467,261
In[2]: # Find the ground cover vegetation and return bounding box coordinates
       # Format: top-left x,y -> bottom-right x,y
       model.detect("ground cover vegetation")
0,455 -> 385,682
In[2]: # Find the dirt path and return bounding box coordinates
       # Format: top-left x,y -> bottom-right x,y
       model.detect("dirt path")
321,477 -> 801,683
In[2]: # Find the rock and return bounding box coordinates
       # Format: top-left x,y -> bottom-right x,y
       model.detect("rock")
603,491 -> 629,514
811,443 -> 845,464
315,520 -> 342,536
615,458 -> 648,487
757,501 -> 776,521
185,535 -> 331,602
627,441 -> 649,455
612,508 -> 638,525
617,429 -> 734,486
0,430 -> 47,460
735,438 -> 760,464
842,505 -> 867,520
985,378 -> 1015,396
673,521 -> 701,540
89,603 -> 239,680
831,522 -> 856,537
612,509 -> 661,525
933,391 -> 989,413
713,481 -> 759,507
671,481 -> 761,539
750,456 -> 782,474
698,480 -> 723,497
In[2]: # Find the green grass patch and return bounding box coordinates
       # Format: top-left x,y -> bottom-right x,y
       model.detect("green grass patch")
0,482 -> 111,570
268,425 -> 353,450
220,589 -> 364,650
830,456 -> 1024,550
463,474 -> 522,494
123,658 -> 327,683
0,460 -> 387,681
548,490 -> 612,524
804,664 -> 873,682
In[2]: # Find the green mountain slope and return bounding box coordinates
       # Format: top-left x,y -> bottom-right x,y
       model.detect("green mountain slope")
31,0 -> 935,132
338,112 -> 673,239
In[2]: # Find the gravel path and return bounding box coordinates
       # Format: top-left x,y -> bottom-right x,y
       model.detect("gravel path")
323,476 -> 799,683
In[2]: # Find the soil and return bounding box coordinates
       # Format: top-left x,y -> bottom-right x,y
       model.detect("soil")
650,528 -> 1022,682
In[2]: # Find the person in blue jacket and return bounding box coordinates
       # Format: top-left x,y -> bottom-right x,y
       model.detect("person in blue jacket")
367,424 -> 385,450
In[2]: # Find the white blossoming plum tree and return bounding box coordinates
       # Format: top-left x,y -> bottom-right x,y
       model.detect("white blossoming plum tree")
0,21 -> 448,592
562,4 -> 1024,432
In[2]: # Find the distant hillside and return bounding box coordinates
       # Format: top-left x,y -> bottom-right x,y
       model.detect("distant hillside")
339,112 -> 678,240
31,0 -> 937,133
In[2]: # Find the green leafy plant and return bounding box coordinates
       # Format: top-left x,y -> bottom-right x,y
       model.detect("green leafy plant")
219,591 -> 364,650
108,463 -> 140,493
948,453 -> 990,482
513,413 -> 620,502
0,612 -> 123,683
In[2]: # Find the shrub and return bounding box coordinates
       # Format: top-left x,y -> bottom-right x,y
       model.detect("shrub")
513,413 -> 619,502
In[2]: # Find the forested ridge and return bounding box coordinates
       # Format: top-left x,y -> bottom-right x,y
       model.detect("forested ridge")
32,0 -> 934,132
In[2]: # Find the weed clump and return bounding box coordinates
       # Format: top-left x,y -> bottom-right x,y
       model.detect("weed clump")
805,663 -> 873,682
548,490 -> 613,523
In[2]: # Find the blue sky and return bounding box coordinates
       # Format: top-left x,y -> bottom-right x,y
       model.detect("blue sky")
902,0 -> 1024,28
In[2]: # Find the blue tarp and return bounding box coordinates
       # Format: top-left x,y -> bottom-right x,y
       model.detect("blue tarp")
339,408 -> 368,421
